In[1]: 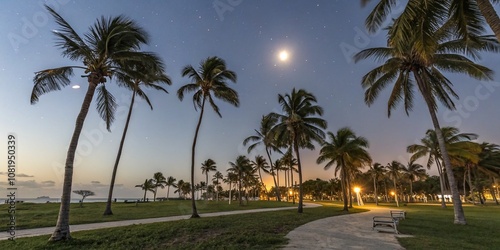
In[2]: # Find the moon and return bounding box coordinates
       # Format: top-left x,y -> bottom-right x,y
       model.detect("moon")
279,50 -> 289,61
72,85 -> 80,89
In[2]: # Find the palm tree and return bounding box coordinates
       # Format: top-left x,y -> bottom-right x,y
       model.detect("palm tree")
103,59 -> 170,216
386,161 -> 403,207
243,115 -> 282,201
402,160 -> 427,202
201,159 -> 217,200
165,176 -> 176,200
31,6 -> 159,241
212,171 -> 224,201
363,0 -> 500,48
367,162 -> 386,206
281,150 -> 298,203
251,155 -> 270,196
151,172 -> 167,202
228,155 -> 252,205
316,128 -> 372,211
174,180 -> 185,199
177,56 -> 239,218
135,179 -> 155,202
271,88 -> 327,213
408,127 -> 479,207
355,4 -> 497,224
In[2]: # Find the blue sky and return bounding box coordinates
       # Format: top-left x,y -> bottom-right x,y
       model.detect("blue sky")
1,1 -> 499,199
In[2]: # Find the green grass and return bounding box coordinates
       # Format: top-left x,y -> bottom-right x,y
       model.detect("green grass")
0,200 -> 295,229
0,203 -> 364,249
395,203 -> 500,249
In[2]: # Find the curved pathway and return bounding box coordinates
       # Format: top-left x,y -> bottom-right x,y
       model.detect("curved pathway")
0,203 -> 320,240
284,205 -> 407,249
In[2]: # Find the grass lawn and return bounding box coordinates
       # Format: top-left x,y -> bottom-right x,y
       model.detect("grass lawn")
394,203 -> 500,249
0,202 -> 363,249
0,200 -> 296,229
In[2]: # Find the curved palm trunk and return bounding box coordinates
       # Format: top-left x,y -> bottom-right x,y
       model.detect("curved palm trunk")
341,168 -> 349,211
293,140 -> 304,213
166,185 -> 171,200
205,173 -> 209,201
476,0 -> 500,42
228,181 -> 232,205
373,175 -> 379,206
50,82 -> 97,241
266,149 -> 281,201
415,73 -> 466,224
104,88 -> 136,215
189,98 -> 206,218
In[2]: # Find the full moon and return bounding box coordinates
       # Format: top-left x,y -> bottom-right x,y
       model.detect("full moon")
72,85 -> 80,89
279,50 -> 289,61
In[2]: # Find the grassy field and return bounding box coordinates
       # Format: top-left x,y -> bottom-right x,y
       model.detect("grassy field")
0,200 -> 296,229
396,203 -> 500,249
0,202 -> 362,249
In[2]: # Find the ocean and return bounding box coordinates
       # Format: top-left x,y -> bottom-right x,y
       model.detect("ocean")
4,197 -> 143,204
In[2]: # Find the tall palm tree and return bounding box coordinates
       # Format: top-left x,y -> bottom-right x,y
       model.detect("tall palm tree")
177,56 -> 238,218
228,155 -> 252,206
212,171 -> 224,201
386,161 -> 403,207
165,176 -> 176,200
31,6 -> 159,241
402,160 -> 427,202
243,115 -> 282,201
152,172 -> 167,202
201,159 -> 217,200
135,179 -> 155,202
367,162 -> 386,206
103,59 -> 170,216
270,88 -> 327,213
355,4 -> 497,223
363,0 -> 500,47
316,128 -> 372,211
251,155 -> 271,196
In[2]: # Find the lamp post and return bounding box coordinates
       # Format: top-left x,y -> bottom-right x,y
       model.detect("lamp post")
354,187 -> 364,206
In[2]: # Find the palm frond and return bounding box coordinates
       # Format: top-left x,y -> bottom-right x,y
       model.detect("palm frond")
96,85 -> 117,131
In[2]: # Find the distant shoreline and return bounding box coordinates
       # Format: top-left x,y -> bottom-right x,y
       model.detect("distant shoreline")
2,198 -> 146,204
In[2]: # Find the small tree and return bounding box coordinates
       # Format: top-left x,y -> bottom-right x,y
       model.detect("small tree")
73,190 -> 95,207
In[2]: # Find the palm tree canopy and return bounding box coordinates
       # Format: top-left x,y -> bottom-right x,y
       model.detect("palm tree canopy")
135,179 -> 155,192
316,127 -> 372,176
177,56 -> 239,117
31,6 -> 162,130
252,155 -> 271,174
403,160 -> 427,182
243,114 -> 282,154
153,172 -> 167,189
201,159 -> 217,174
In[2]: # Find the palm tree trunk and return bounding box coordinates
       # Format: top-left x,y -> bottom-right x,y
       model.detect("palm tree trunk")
291,165 -> 295,204
167,186 -> 170,200
468,166 -> 476,205
190,98 -> 206,218
265,149 -> 281,201
373,176 -> 379,206
50,82 -> 97,241
143,187 -> 147,202
476,0 -> 500,42
228,181 -> 232,205
436,159 -> 447,208
340,159 -> 349,211
393,177 -> 399,207
293,140 -> 304,213
347,173 -> 353,208
463,170 -> 467,203
205,173 -> 209,201
238,176 -> 243,206
103,87 -> 136,215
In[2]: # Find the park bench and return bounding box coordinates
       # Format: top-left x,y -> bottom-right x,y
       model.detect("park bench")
372,216 -> 399,234
390,210 -> 406,221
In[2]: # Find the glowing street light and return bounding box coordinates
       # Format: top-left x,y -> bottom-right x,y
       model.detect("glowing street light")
354,187 -> 364,206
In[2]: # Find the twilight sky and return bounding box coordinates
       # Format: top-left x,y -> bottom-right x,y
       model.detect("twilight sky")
1,1 -> 499,199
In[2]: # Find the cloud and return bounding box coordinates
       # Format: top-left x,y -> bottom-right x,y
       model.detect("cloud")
0,172 -> 34,177
91,181 -> 101,184
11,180 -> 56,188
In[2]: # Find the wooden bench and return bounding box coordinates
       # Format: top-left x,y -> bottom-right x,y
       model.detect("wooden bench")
372,216 -> 399,234
390,210 -> 406,221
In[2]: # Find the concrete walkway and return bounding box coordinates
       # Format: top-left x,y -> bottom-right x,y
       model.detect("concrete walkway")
1,203 -> 321,240
284,205 -> 407,249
